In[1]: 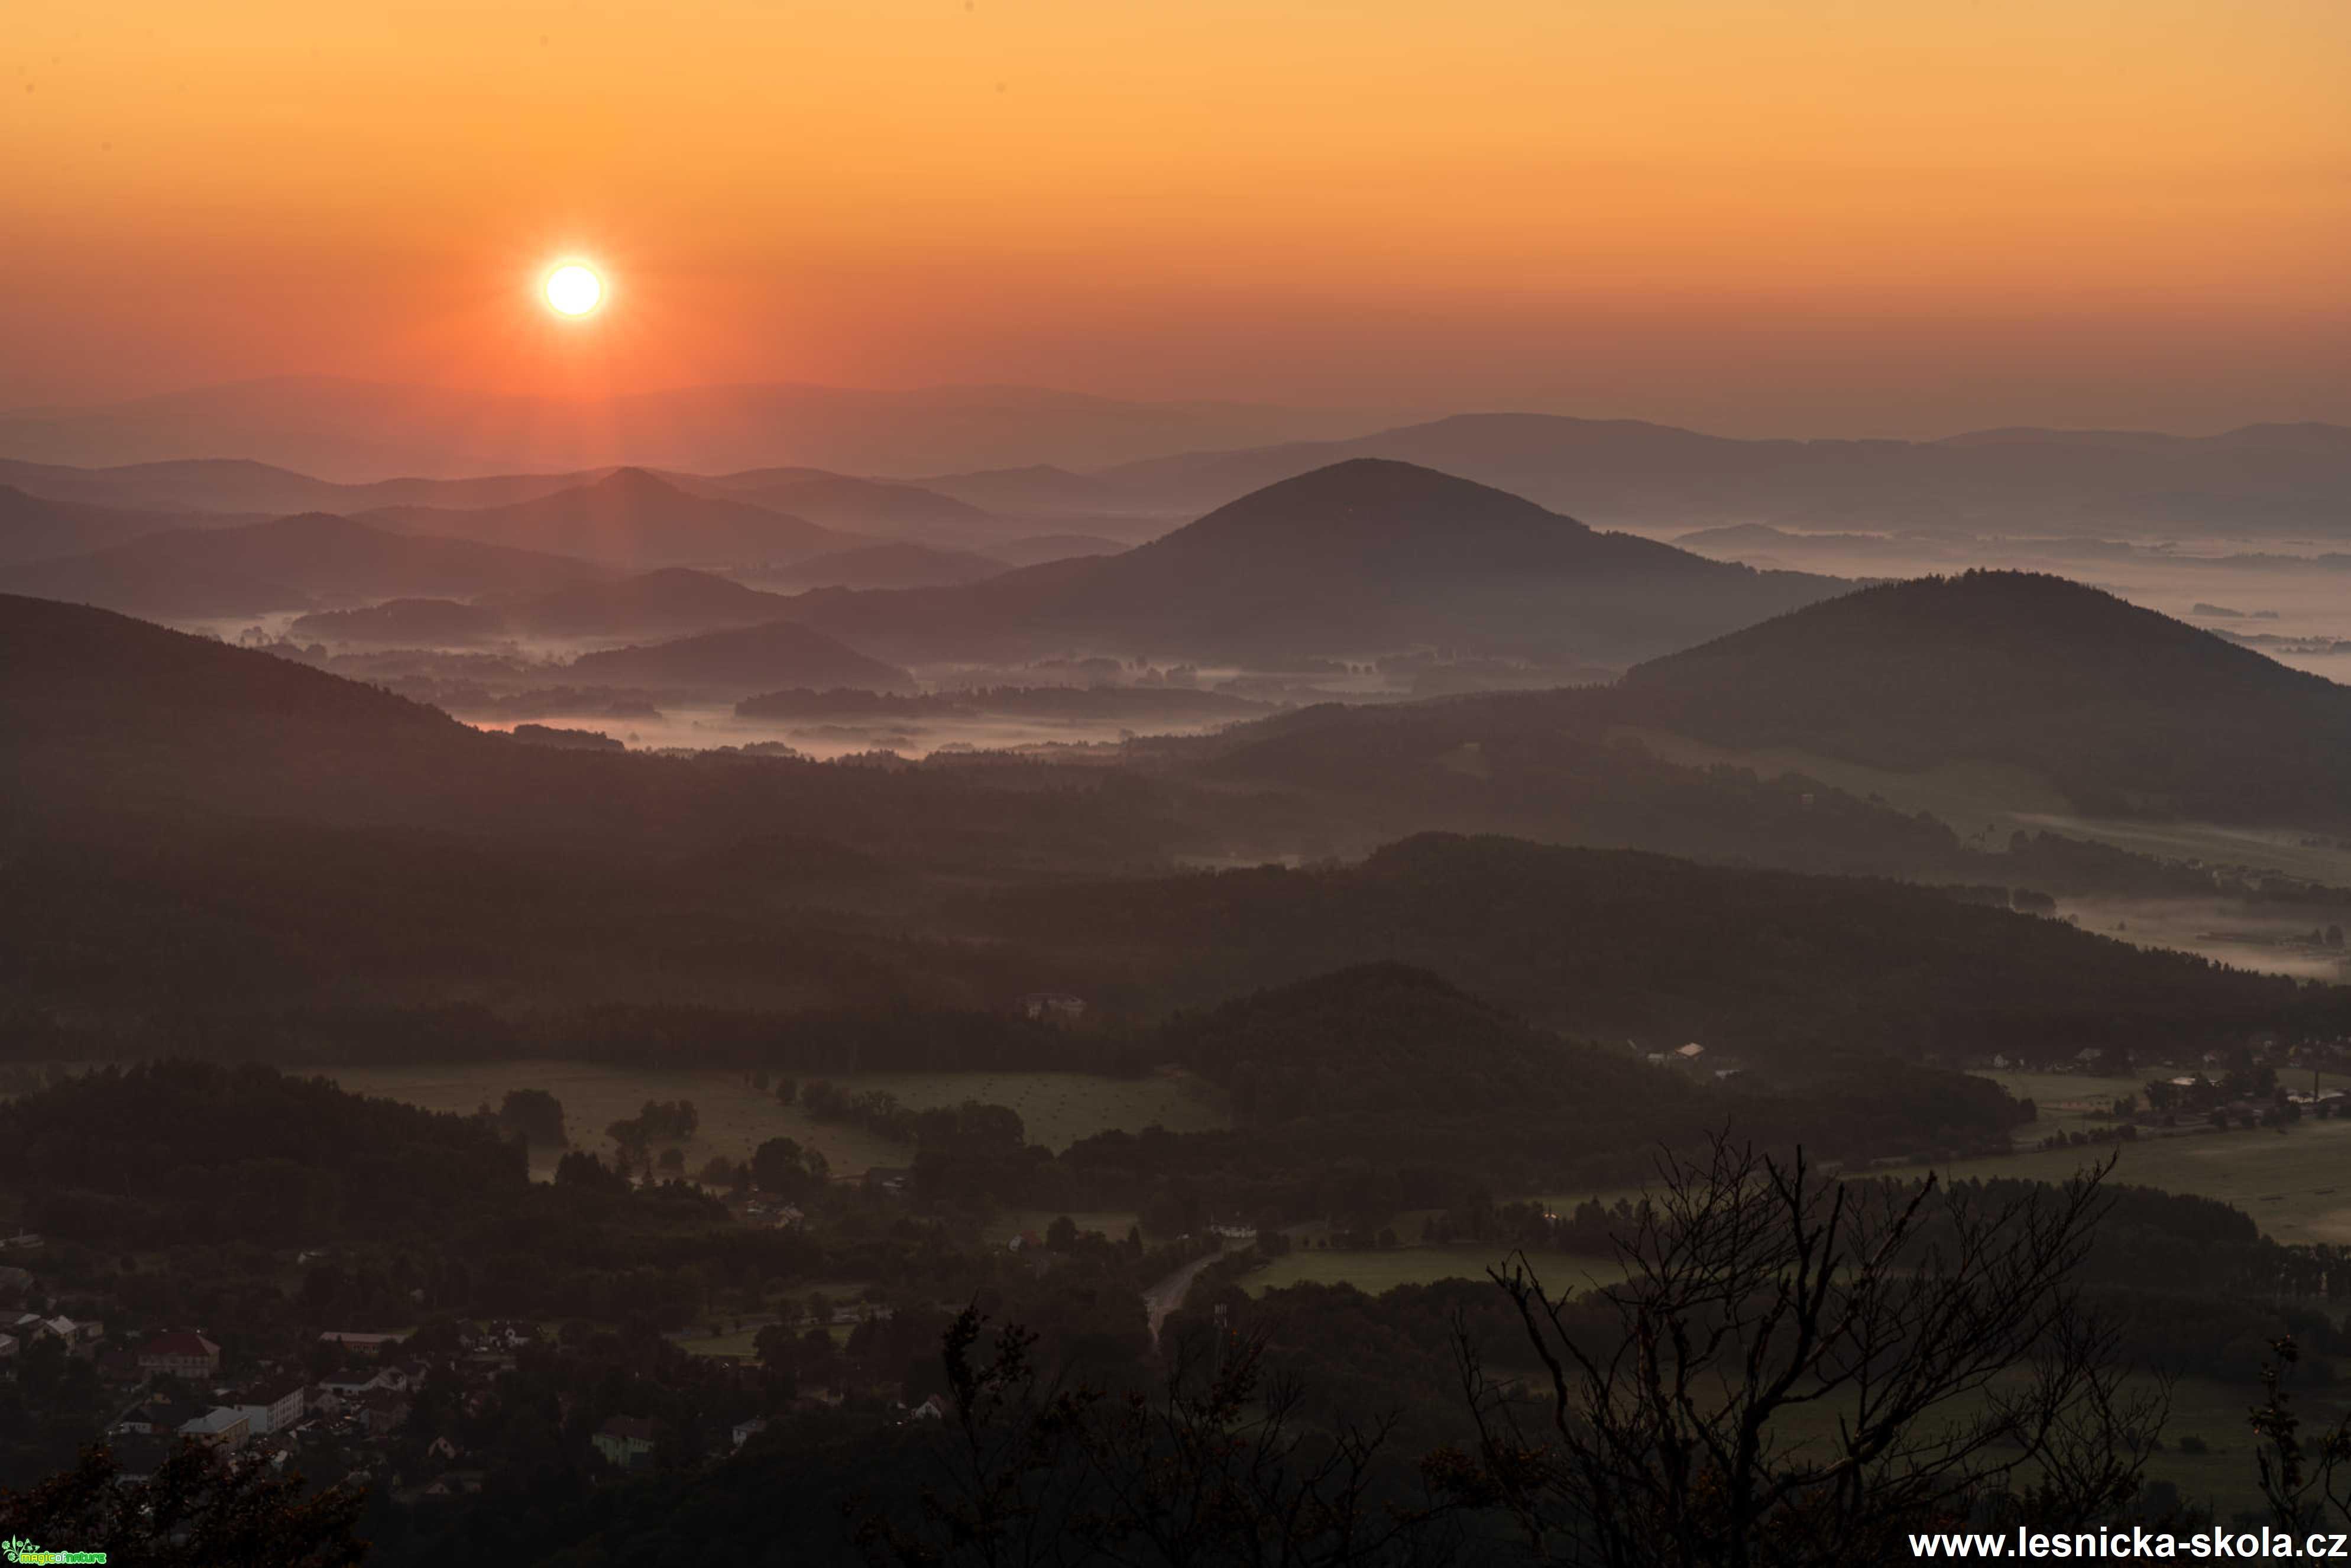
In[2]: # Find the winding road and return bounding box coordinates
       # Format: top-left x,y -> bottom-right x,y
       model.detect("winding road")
1142,1240 -> 1228,1342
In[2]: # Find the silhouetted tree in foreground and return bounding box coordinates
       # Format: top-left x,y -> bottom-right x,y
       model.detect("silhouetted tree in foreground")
0,1440 -> 366,1566
2249,1335 -> 2351,1531
1456,1139 -> 2162,1567
856,1307 -> 1471,1567
866,1141 -> 2159,1567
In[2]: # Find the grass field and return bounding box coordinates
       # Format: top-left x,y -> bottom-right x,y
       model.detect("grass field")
1860,1118 -> 2351,1246
1241,1245 -> 1631,1297
300,1061 -> 1229,1181
1828,1067 -> 2351,1246
1511,1068 -> 2351,1246
1741,1368 -> 2288,1522
1983,1070 -> 2159,1147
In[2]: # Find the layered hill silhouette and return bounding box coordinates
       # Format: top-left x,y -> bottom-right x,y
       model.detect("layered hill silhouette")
565,620 -> 915,693
913,464 -> 1150,520
0,485 -> 247,568
777,459 -> 1842,664
0,376 -> 1381,478
972,832 -> 2308,1064
1095,414 -> 2351,536
0,513 -> 616,618
361,467 -> 866,568
1617,569 -> 2351,823
282,568 -> 812,644
0,594 -> 1121,859
988,533 -> 1128,567
0,594 -> 1172,1035
0,455 -> 604,516
288,597 -> 510,646
8,592 -> 2340,1064
694,466 -> 1003,545
494,568 -> 796,639
765,542 -> 1006,590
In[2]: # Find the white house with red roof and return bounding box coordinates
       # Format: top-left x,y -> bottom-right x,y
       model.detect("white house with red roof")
138,1330 -> 221,1379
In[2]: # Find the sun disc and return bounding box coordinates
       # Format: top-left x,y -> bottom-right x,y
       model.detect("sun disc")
544,263 -> 603,317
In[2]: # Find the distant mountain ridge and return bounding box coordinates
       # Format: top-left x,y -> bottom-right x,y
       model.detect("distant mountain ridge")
0,512 -> 616,618
689,467 -> 1003,543
7,402 -> 2346,542
0,375 -> 1393,480
1094,413 -> 2351,536
359,467 -> 866,568
0,485 -> 252,568
284,568 -> 815,646
0,455 -> 609,516
762,542 -> 1007,590
492,567 -> 796,639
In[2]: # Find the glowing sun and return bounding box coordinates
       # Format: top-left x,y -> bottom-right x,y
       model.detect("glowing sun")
543,263 -> 603,317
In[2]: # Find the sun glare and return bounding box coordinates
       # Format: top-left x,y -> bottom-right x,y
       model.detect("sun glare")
543,263 -> 603,318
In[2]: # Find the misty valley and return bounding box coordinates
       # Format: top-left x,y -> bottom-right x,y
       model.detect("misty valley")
5,0 -> 2351,1547
8,414 -> 2351,1566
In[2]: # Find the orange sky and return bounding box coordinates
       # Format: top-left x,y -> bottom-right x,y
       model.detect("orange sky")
4,0 -> 2347,435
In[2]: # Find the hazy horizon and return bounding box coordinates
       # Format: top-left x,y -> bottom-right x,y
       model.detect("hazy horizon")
9,6 -> 2351,1559
9,1 -> 2347,436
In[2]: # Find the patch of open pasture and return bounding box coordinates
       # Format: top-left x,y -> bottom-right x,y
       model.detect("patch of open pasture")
1976,1070 -> 2158,1146
1858,1115 -> 2351,1246
1243,1245 -> 1631,1297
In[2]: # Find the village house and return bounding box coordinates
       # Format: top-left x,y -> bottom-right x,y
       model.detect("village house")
223,1381 -> 306,1437
0,1334 -> 17,1362
730,1417 -> 768,1450
593,1415 -> 657,1471
42,1315 -> 104,1354
138,1330 -> 221,1380
178,1407 -> 252,1449
354,1388 -> 412,1437
320,1365 -> 413,1398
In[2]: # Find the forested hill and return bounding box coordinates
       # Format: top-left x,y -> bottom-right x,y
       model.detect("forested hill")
1090,962 -> 2029,1188
0,592 -> 1171,870
1619,569 -> 2351,822
970,832 -> 2330,1062
0,1060 -> 527,1246
776,459 -> 1844,665
1161,962 -> 1677,1123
